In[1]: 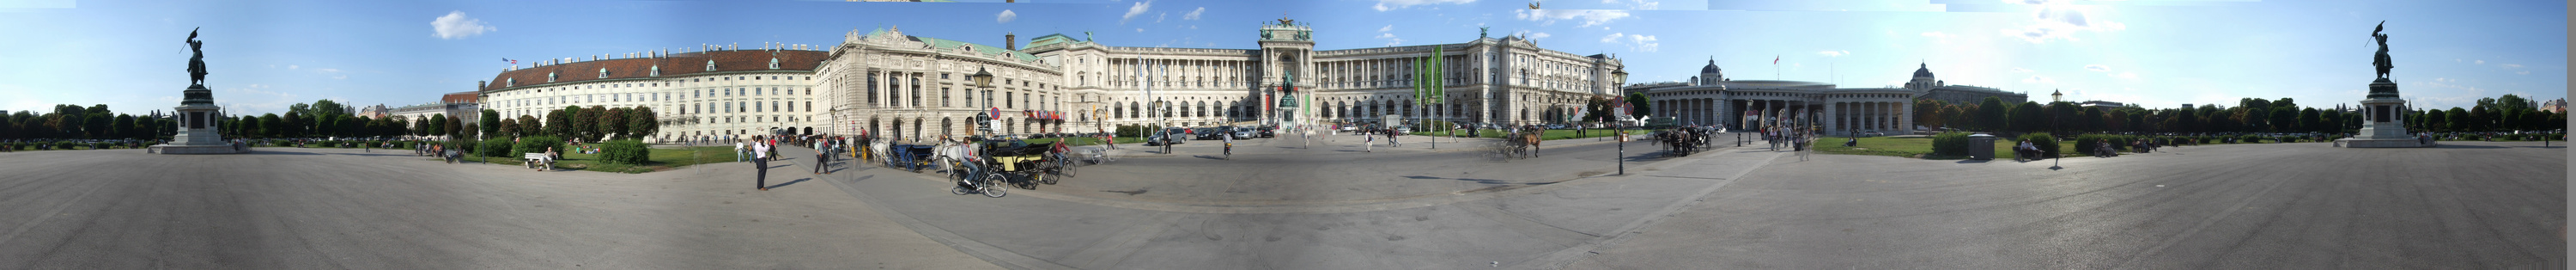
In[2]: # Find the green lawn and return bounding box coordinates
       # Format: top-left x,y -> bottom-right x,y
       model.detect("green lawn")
477,146 -> 739,174
1812,136 -> 2077,160
1422,129 -> 1628,140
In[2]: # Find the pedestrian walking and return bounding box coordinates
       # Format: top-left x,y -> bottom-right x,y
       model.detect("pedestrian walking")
815,138 -> 833,175
753,136 -> 772,191
735,140 -> 749,163
1364,132 -> 1375,152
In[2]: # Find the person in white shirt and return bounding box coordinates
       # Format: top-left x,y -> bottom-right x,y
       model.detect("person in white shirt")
752,136 -> 772,191
735,141 -> 749,163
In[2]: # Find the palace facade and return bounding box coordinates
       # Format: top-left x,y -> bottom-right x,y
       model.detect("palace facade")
1624,61 -> 2026,135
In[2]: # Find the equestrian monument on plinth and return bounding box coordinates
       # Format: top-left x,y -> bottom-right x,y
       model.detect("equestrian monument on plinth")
153,28 -> 245,154
2338,21 -> 2431,148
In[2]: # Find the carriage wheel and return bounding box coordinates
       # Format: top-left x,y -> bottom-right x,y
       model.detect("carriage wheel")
983,175 -> 1009,198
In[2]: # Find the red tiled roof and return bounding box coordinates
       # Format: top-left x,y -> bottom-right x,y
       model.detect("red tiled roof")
441,92 -> 479,103
482,49 -> 829,91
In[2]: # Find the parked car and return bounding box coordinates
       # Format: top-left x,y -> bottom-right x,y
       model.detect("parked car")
1193,128 -> 1226,140
1230,127 -> 1255,139
1256,126 -> 1277,138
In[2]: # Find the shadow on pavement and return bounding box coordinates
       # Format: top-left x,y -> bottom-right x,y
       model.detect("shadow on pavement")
764,178 -> 811,189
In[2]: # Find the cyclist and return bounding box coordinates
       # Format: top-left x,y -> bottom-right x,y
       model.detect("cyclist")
1221,132 -> 1234,159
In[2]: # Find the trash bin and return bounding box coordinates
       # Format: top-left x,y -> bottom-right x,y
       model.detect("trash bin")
1967,133 -> 1998,160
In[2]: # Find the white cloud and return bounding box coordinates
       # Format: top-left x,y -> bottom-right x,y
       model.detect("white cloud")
1599,33 -> 1658,52
1121,1 -> 1152,24
1996,0 -> 2121,43
1527,32 -> 1550,39
430,11 -> 495,40
1375,0 -> 1476,11
2113,71 -> 2137,79
1516,9 -> 1631,28
1377,33 -> 1397,39
1920,31 -> 1954,40
2084,64 -> 2109,71
1183,7 -> 1204,20
2022,75 -> 2055,83
2474,59 -> 2483,64
997,9 -> 1018,23
1816,50 -> 1850,57
1136,28 -> 1145,33
1381,25 -> 1394,33
2516,71 -> 2530,75
2500,64 -> 2523,69
1155,12 -> 1166,23
288,64 -> 298,70
315,68 -> 342,73
2010,67 -> 2033,73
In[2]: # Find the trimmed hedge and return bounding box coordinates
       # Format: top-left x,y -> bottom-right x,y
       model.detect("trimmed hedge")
2015,132 -> 2060,158
1930,132 -> 1971,156
478,139 -> 516,157
596,139 -> 650,165
515,136 -> 566,157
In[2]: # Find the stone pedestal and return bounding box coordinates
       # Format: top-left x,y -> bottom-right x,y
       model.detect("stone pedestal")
2337,78 -> 2429,148
152,84 -> 242,154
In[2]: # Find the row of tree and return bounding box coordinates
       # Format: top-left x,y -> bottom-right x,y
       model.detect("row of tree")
489,105 -> 660,143
0,104 -> 175,140
1910,94 -> 2565,135
1,99 -> 667,143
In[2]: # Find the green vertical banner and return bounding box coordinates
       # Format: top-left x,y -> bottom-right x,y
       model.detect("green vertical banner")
1431,46 -> 1444,104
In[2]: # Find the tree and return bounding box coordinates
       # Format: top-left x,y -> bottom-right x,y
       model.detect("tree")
310,99 -> 348,116
574,106 -> 605,142
629,107 -> 659,141
2468,105 -> 2491,132
1975,97 -> 2008,132
80,113 -> 109,138
2296,108 -> 2320,133
2044,101 -> 2077,134
260,114 -> 284,138
479,109 -> 501,139
2008,101 -> 2044,132
600,107 -> 630,140
2444,107 -> 2469,132
519,115 -> 543,138
111,114 -> 135,139
428,114 -> 448,138
499,119 -> 520,138
442,114 -> 464,138
1625,92 -> 1653,119
1915,99 -> 1944,128
544,110 -> 574,138
2267,107 -> 2297,132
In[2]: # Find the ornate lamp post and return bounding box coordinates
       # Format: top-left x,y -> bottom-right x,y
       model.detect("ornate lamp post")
1610,67 -> 1629,175
970,67 -> 994,138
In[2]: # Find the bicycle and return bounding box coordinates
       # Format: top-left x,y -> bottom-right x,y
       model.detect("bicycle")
1223,143 -> 1232,160
948,160 -> 1008,198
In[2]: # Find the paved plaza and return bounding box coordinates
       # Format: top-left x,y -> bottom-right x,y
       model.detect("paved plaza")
0,133 -> 2559,269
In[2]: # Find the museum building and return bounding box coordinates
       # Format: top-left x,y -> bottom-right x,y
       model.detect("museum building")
478,46 -> 829,142
1623,61 -> 2026,135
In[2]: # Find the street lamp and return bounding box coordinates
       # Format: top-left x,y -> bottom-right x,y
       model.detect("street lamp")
970,67 -> 994,138
1610,66 -> 1629,175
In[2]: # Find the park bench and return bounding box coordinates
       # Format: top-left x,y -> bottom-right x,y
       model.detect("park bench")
523,153 -> 553,171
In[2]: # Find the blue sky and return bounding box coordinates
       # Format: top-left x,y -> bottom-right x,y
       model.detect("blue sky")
0,0 -> 2561,117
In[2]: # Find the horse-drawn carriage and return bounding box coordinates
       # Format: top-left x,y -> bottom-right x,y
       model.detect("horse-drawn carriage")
1492,126 -> 1542,160
1654,127 -> 1710,156
885,144 -> 939,172
982,140 -> 1074,186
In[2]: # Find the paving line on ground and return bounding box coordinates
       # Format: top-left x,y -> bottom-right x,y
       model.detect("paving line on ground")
1514,148 -> 1787,270
2107,151 -> 2306,269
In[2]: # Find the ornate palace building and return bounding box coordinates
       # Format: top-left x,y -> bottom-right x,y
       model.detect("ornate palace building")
1624,61 -> 2026,135
477,20 -> 1625,142
479,46 -> 829,142
817,20 -> 1625,140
